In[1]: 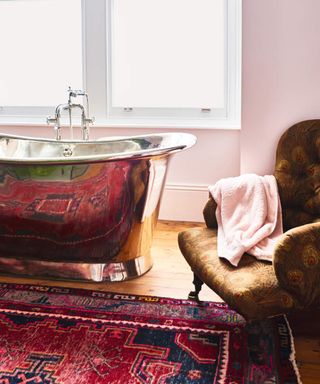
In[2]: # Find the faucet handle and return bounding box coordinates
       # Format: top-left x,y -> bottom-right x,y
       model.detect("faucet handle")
84,117 -> 95,125
46,116 -> 57,125
68,87 -> 86,98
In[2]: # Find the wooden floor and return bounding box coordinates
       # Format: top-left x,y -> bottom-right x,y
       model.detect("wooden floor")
0,220 -> 319,383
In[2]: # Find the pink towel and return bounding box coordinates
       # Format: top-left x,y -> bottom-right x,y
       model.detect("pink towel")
209,174 -> 283,266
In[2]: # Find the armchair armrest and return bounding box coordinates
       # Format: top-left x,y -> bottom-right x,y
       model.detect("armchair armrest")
273,222 -> 320,307
203,195 -> 218,229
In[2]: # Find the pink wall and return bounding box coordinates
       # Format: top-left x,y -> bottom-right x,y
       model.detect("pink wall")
241,0 -> 320,174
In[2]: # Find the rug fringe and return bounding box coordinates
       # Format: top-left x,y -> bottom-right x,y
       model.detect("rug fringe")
284,315 -> 303,384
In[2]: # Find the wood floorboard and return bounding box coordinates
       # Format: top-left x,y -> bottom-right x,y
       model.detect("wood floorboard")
0,220 -> 319,383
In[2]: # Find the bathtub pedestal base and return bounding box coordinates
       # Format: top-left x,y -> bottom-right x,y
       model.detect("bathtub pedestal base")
0,255 -> 153,282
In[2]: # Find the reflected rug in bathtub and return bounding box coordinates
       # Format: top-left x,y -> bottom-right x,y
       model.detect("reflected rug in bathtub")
0,283 -> 300,384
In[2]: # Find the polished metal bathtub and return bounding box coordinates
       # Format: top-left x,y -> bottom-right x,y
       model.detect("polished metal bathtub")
0,132 -> 196,281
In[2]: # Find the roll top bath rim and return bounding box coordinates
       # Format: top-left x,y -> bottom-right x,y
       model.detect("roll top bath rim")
0,132 -> 196,164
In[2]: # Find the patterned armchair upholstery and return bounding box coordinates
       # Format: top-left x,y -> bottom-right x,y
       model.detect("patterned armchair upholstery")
178,120 -> 320,321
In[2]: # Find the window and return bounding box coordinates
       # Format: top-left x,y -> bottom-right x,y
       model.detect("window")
0,0 -> 83,120
111,0 -> 225,109
0,0 -> 241,129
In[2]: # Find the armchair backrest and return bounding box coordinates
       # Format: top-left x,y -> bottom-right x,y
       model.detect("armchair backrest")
275,120 -> 320,231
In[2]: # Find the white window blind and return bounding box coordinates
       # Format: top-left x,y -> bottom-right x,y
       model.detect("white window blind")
0,0 -> 83,107
111,0 -> 225,110
0,0 -> 241,128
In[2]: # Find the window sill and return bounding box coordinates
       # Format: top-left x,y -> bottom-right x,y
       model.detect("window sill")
0,117 -> 241,131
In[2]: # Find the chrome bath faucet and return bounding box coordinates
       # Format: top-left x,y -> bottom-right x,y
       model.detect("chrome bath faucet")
47,87 -> 94,141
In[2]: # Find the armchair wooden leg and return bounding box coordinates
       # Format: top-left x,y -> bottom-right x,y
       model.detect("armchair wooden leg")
188,273 -> 204,301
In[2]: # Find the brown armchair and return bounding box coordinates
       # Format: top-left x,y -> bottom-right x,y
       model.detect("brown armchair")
178,120 -> 320,321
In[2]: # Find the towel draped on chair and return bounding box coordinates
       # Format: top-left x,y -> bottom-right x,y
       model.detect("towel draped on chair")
209,174 -> 283,266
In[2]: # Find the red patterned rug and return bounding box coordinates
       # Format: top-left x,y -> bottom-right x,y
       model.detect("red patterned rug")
0,283 -> 300,384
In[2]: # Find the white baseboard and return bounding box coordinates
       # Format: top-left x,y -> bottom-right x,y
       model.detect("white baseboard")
159,183 -> 209,222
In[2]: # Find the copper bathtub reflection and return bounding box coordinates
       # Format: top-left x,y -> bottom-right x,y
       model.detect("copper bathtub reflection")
0,133 -> 196,281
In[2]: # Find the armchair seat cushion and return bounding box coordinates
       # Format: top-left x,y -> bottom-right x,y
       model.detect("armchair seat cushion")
178,227 -> 301,320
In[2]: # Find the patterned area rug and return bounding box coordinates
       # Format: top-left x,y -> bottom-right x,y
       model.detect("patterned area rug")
0,283 -> 300,384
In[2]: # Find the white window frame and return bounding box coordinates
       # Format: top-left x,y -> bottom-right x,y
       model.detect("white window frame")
0,0 -> 241,130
